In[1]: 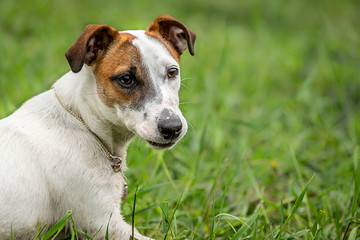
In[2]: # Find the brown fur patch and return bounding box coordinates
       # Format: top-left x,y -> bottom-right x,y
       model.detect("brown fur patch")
65,25 -> 119,73
92,33 -> 154,108
146,14 -> 196,56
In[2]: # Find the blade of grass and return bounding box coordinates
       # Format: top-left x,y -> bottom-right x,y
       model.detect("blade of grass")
131,185 -> 139,240
335,205 -> 341,239
70,215 -> 78,240
158,151 -> 177,191
276,175 -> 314,239
251,217 -> 258,240
76,230 -> 92,240
280,199 -> 284,227
310,210 -> 324,238
163,193 -> 183,240
41,210 -> 72,240
214,185 -> 228,236
195,174 -> 219,235
348,226 -> 358,240
289,145 -> 312,224
245,160 -> 269,224
105,213 -> 112,240
124,203 -> 159,218
33,224 -> 47,240
70,220 -> 75,240
214,157 -> 242,236
214,213 -> 244,222
198,122 -> 208,155
351,146 -> 359,217
232,207 -> 261,240
209,193 -> 215,240
160,201 -> 170,235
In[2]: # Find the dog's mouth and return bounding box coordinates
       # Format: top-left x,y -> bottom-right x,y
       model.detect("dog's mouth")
147,140 -> 175,149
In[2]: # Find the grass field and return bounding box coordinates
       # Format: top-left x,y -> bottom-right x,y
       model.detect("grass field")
1,0 -> 360,239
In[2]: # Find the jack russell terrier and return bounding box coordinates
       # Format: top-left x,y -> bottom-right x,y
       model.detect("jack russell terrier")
0,14 -> 196,239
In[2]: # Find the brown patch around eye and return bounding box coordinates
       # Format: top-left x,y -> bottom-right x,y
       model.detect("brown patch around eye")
92,33 -> 153,109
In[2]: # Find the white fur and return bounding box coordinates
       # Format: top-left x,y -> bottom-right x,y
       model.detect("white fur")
122,30 -> 188,147
0,30 -> 186,239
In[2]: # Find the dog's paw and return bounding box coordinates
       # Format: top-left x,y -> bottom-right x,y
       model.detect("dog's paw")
130,233 -> 154,240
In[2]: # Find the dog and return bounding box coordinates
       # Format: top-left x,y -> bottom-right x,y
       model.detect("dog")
0,14 -> 195,239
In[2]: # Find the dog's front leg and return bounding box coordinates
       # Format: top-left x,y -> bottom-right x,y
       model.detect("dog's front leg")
110,221 -> 154,240
89,213 -> 153,240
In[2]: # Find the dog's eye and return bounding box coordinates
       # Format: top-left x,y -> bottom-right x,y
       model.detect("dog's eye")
117,74 -> 135,88
167,68 -> 178,79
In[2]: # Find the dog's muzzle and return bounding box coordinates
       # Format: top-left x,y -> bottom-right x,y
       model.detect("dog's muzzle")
158,116 -> 182,141
147,108 -> 184,149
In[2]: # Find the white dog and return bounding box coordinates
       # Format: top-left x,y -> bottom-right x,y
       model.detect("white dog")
0,14 -> 195,239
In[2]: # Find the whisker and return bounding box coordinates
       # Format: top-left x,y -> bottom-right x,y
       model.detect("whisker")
179,101 -> 194,105
181,77 -> 195,82
187,121 -> 195,135
180,83 -> 190,90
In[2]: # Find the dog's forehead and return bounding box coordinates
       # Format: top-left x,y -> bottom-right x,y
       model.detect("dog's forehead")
122,30 -> 179,68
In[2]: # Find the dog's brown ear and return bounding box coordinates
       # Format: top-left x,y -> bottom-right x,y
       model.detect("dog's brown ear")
147,14 -> 196,56
65,24 -> 118,73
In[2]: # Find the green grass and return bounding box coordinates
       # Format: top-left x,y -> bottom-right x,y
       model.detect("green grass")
1,0 -> 360,239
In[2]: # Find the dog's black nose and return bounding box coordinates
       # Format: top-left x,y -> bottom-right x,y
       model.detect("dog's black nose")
158,109 -> 182,140
158,118 -> 182,140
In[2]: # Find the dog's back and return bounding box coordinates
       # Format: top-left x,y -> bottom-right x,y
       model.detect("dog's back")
0,91 -> 56,238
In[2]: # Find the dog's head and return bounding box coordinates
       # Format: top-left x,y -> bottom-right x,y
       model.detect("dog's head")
65,15 -> 196,149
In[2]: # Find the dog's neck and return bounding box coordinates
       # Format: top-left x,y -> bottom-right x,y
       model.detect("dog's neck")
53,65 -> 134,162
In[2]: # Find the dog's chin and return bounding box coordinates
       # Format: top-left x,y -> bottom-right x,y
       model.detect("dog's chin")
146,140 -> 177,150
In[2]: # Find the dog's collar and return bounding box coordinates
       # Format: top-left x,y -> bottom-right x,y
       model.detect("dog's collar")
53,88 -> 124,175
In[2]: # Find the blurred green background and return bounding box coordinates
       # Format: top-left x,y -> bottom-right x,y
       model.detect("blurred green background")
1,0 -> 360,239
